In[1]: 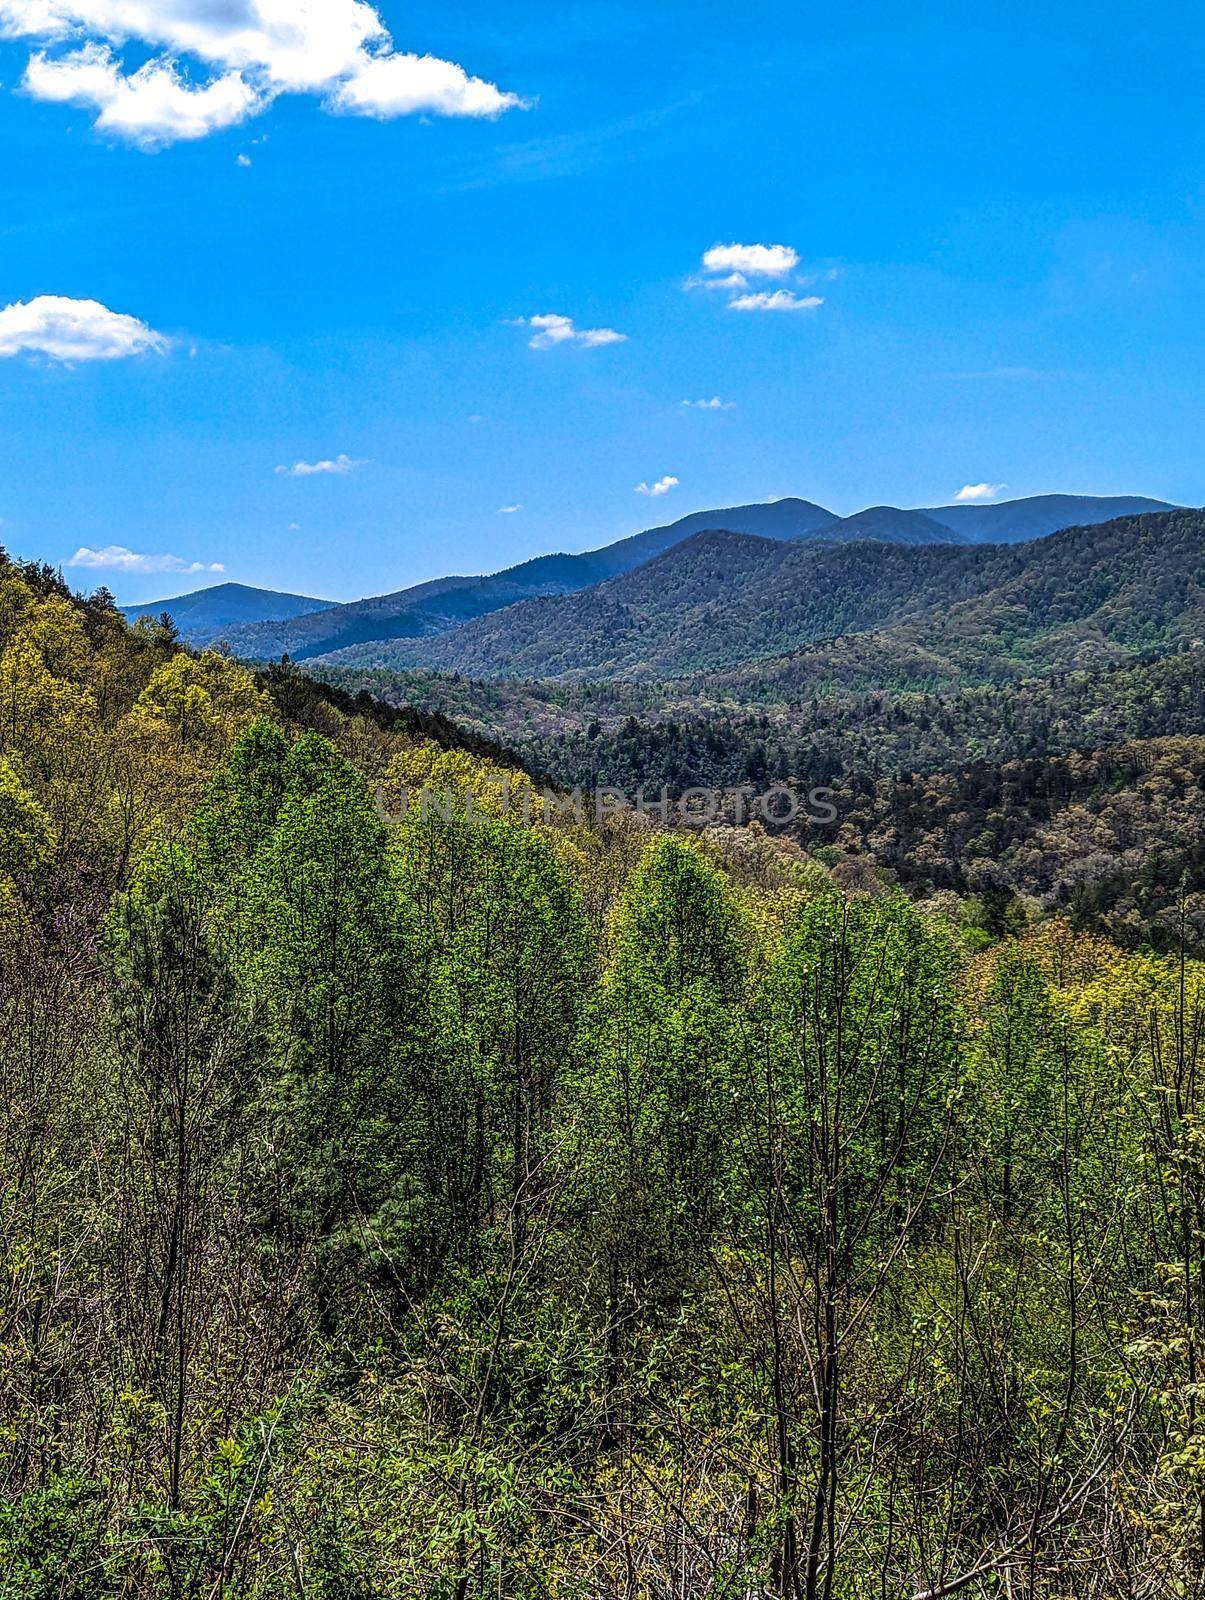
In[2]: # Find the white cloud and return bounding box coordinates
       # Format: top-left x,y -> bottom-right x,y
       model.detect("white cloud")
691,240 -> 826,318
497,503 -> 522,514
577,326 -> 626,348
0,294 -> 168,360
330,50 -> 522,119
516,313 -> 626,350
954,481 -> 1008,502
275,452 -> 364,477
635,475 -> 678,498
1,0 -> 523,147
702,242 -> 798,279
236,151 -> 251,166
25,45 -> 259,144
67,544 -> 224,574
728,289 -> 823,313
689,270 -> 747,291
682,396 -> 734,410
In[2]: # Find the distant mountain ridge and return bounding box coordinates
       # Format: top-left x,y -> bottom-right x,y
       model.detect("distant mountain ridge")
920,492 -> 1172,544
121,582 -> 332,646
135,492 -> 1176,661
837,506 -> 966,544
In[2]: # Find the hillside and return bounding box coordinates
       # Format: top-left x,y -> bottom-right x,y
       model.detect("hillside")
205,553 -> 613,662
704,505 -> 1205,703
312,508 -> 1205,684
121,581 -> 332,645
311,532 -> 994,677
9,534 -> 1205,1596
14,0 -> 1205,1583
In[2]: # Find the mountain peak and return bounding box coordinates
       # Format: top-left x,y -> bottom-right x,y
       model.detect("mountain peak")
121,582 -> 333,645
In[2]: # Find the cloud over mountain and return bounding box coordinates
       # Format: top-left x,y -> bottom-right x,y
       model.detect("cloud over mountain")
955,482 -> 1008,502
67,544 -> 223,574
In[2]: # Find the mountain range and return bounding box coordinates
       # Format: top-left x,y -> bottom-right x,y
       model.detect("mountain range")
312,505 -> 1202,684
125,492 -> 1174,657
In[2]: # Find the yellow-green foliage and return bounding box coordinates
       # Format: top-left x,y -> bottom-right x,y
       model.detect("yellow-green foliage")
0,756 -> 54,881
382,735 -> 538,819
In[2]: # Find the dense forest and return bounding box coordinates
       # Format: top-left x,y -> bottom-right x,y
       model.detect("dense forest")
5,544 -> 1205,1597
318,643 -> 1205,939
317,638 -> 1205,787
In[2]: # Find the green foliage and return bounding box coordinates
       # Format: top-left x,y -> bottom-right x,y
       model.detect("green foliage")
0,1478 -> 111,1599
9,538 -> 1205,1595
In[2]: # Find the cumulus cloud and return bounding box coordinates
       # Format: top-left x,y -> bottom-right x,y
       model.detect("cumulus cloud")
67,544 -> 223,574
497,503 -> 522,514
0,294 -> 168,360
682,396 -> 734,410
24,45 -> 259,143
691,241 -> 825,317
954,481 -> 1007,502
701,242 -> 798,279
635,475 -> 678,498
329,50 -> 521,119
515,313 -> 626,350
1,0 -> 524,146
275,453 -> 364,477
729,289 -> 823,313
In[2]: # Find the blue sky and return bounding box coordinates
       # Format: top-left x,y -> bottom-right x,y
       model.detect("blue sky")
0,0 -> 1202,603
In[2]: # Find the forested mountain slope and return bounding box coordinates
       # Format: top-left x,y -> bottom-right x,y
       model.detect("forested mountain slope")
584,494 -> 842,574
313,507 -> 1205,681
821,733 -> 1205,940
206,551 -> 614,663
831,505 -> 965,543
706,504 -> 1205,701
315,645 -> 1205,940
312,530 -> 991,676
0,547 -> 520,903
321,640 -> 1205,795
